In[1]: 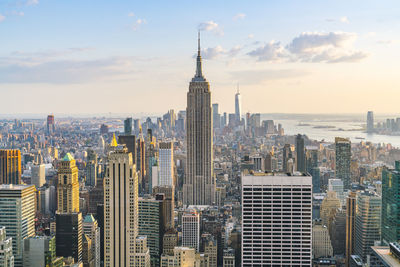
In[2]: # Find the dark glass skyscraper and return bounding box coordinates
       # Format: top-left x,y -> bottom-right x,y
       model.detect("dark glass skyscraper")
296,134 -> 306,173
124,117 -> 132,135
381,161 -> 400,244
335,137 -> 351,189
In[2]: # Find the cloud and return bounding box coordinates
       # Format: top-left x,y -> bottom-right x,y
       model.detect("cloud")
0,14 -> 5,22
247,41 -> 286,62
233,13 -> 246,20
198,21 -> 223,36
12,11 -> 24,16
0,56 -> 136,84
326,16 -> 350,23
132,18 -> 147,31
247,31 -> 367,63
26,0 -> 38,6
193,45 -> 242,60
340,16 -> 349,23
128,12 -> 135,17
247,34 -> 254,39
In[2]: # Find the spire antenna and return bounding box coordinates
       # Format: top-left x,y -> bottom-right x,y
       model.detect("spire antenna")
198,30 -> 201,56
194,30 -> 204,79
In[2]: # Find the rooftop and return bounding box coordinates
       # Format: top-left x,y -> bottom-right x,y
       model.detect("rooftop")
62,153 -> 74,161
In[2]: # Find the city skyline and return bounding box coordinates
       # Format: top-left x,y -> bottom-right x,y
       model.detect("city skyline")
1,0 -> 400,114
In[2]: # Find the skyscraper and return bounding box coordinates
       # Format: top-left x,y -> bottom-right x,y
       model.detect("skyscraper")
354,191 -> 381,262
296,134 -> 306,173
85,149 -> 97,187
23,236 -> 63,267
335,137 -> 351,189
158,142 -> 174,186
0,227 -> 14,267
182,211 -> 200,252
241,173 -> 313,266
381,161 -> 400,245
31,163 -> 45,188
183,33 -> 215,205
124,117 -> 133,135
212,103 -> 220,129
46,114 -> 55,134
83,214 -> 101,267
56,212 -> 83,263
0,184 -> 36,267
104,146 -> 150,266
57,153 -> 79,213
235,85 -> 241,123
367,111 -> 374,133
0,149 -> 21,184
345,191 -> 356,267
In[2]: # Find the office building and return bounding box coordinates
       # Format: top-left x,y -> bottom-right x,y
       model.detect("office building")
367,111 -> 374,133
223,248 -> 235,267
212,103 -> 220,129
82,234 -> 94,267
160,247 -> 200,267
371,243 -> 400,266
282,144 -> 294,173
23,236 -> 63,267
183,33 -> 215,205
381,161 -> 400,244
0,149 -> 21,184
241,173 -> 312,266
235,86 -> 242,123
85,149 -> 97,187
201,233 -> 217,267
162,229 -> 178,256
31,164 -> 45,188
57,153 -> 79,213
138,196 -> 165,267
124,117 -> 133,135
0,184 -> 35,267
354,192 -> 381,262
328,178 -> 345,206
0,227 -> 14,267
104,147 -> 150,266
56,212 -> 83,263
83,214 -> 100,267
118,135 -> 136,163
296,134 -> 306,173
312,222 -> 333,259
182,211 -> 200,252
320,191 -> 341,228
335,137 -> 351,189
159,142 -> 174,186
345,191 -> 357,267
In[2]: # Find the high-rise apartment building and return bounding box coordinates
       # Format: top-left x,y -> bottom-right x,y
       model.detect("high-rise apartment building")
0,227 -> 14,267
381,161 -> 400,245
47,114 -> 55,134
241,173 -> 312,266
83,214 -> 101,267
31,163 -> 45,188
56,212 -> 83,263
0,184 -> 36,267
124,117 -> 133,135
104,147 -> 150,266
0,149 -> 21,184
183,33 -> 215,205
296,134 -> 306,173
354,191 -> 381,262
57,153 -> 79,213
335,137 -> 351,189
182,211 -> 200,252
367,111 -> 374,133
159,142 -> 174,186
345,191 -> 356,267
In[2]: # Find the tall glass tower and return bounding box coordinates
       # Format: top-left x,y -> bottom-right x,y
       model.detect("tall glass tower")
335,137 -> 351,189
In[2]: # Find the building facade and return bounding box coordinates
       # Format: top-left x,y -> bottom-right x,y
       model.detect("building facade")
183,34 -> 215,205
335,137 -> 351,189
0,149 -> 21,184
57,153 -> 79,213
241,173 -> 313,266
182,211 -> 200,252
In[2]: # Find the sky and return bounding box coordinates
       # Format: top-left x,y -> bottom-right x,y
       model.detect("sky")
0,0 -> 399,115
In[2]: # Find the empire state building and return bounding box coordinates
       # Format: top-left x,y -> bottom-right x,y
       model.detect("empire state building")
183,33 -> 215,205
